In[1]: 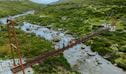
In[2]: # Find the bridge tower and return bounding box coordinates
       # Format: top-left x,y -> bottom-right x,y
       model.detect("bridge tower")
7,19 -> 25,74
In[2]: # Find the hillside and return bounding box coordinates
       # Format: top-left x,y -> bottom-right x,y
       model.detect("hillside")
0,1 -> 43,17
0,0 -> 126,74
17,0 -> 126,70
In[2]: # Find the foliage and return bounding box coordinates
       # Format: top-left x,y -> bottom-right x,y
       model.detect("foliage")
115,57 -> 126,70
33,55 -> 79,74
0,1 -> 42,17
0,26 -> 53,58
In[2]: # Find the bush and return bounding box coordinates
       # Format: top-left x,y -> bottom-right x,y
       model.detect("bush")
115,58 -> 126,70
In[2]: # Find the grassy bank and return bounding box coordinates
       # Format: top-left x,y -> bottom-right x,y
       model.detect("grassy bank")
0,25 -> 53,59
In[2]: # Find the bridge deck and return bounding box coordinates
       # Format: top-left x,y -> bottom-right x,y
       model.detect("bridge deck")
11,28 -> 109,73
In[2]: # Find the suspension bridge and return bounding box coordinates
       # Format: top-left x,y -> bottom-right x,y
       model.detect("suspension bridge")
6,19 -> 110,74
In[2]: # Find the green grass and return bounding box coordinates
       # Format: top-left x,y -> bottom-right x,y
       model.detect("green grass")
0,25 -> 53,58
0,1 -> 43,17
33,55 -> 80,74
115,57 -> 126,70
